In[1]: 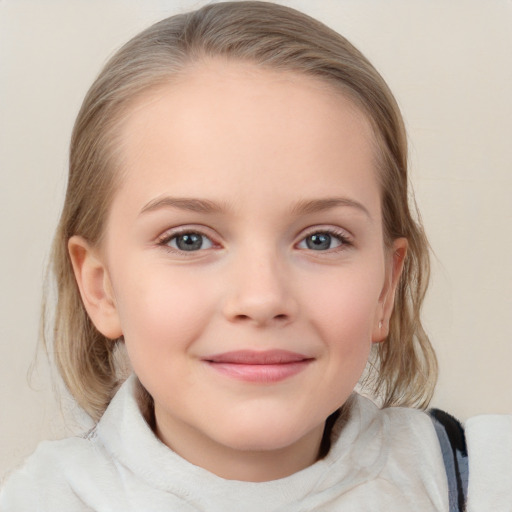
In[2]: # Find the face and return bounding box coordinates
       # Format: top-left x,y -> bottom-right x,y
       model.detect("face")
70,60 -> 405,480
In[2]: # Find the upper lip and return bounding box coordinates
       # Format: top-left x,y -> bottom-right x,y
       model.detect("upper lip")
204,350 -> 312,365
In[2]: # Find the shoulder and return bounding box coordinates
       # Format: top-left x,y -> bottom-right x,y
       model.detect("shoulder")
0,377 -> 146,511
465,414 -> 512,510
339,395 -> 446,473
362,397 -> 512,510
350,393 -> 436,438
325,395 -> 450,509
0,432 -> 107,511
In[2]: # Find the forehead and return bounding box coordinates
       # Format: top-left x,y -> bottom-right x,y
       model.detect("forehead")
113,60 -> 379,213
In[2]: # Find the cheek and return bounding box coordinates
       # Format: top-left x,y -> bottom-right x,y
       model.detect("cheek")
306,267 -> 383,338
309,273 -> 381,395
113,265 -> 220,356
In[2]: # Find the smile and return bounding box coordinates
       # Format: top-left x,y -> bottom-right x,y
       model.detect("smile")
203,350 -> 314,383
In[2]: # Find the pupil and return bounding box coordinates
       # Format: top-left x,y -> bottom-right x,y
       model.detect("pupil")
177,233 -> 202,251
307,233 -> 331,250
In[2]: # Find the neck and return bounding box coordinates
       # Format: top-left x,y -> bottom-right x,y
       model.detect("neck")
154,416 -> 325,482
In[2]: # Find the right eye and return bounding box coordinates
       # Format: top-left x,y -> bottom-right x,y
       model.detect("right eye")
163,232 -> 214,252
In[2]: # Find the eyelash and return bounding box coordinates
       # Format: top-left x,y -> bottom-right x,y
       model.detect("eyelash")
156,228 -> 217,254
297,227 -> 353,252
156,226 -> 353,254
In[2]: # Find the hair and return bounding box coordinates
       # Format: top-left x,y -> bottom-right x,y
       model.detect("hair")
44,0 -> 437,422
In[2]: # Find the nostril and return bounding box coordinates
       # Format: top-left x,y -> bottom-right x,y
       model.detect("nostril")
232,313 -> 289,324
223,291 -> 297,326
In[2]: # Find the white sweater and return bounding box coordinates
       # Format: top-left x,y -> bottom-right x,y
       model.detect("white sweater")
1,376 -> 511,511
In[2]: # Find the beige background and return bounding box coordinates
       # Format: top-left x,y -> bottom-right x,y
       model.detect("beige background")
1,0 -> 511,479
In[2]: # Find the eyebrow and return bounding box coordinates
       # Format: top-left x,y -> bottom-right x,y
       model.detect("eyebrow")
291,197 -> 371,218
139,195 -> 371,218
140,197 -> 228,216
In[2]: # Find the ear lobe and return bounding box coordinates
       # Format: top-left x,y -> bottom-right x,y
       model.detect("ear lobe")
68,236 -> 122,340
372,238 -> 408,343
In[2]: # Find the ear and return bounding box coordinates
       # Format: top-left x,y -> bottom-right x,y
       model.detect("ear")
372,237 -> 408,343
68,236 -> 123,340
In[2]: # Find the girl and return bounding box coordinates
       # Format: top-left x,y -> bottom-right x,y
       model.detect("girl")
1,2 -> 510,510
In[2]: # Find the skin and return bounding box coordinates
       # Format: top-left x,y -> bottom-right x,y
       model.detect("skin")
69,60 -> 406,482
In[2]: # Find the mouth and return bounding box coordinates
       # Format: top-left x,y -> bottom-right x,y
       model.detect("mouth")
202,350 -> 314,383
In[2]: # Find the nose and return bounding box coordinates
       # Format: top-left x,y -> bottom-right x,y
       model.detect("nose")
222,249 -> 298,327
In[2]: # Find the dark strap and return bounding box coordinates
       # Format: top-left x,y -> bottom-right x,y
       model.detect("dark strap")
428,409 -> 468,512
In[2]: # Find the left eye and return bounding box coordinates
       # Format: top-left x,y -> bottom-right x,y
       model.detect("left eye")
297,232 -> 344,251
167,232 -> 214,252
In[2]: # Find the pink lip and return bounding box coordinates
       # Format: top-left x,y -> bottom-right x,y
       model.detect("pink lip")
203,350 -> 313,383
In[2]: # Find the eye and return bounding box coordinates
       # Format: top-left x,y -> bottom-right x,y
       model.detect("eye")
297,230 -> 349,251
164,232 -> 214,252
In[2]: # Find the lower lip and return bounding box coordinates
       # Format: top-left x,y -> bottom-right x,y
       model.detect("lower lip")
205,360 -> 312,383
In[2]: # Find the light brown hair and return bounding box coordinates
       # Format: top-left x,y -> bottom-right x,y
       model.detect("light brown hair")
44,1 -> 437,422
